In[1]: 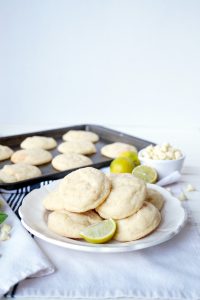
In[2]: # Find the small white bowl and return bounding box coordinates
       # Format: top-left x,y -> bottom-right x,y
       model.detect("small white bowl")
138,149 -> 185,180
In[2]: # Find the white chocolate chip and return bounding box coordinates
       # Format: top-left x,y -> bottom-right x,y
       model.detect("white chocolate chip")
162,142 -> 170,148
1,223 -> 11,234
185,184 -> 196,192
166,151 -> 173,160
159,153 -> 166,160
178,192 -> 187,201
0,231 -> 10,241
142,143 -> 183,161
0,223 -> 12,241
161,145 -> 167,152
174,151 -> 182,159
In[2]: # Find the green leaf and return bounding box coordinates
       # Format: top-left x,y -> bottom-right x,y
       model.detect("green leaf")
0,212 -> 8,224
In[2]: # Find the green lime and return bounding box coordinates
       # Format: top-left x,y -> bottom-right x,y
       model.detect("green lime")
119,151 -> 140,167
132,165 -> 158,183
110,157 -> 134,174
80,219 -> 116,244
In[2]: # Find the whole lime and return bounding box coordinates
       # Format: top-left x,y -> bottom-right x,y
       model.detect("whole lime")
110,157 -> 134,174
119,151 -> 140,167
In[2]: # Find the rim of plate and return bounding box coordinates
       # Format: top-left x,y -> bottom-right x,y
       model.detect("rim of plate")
19,182 -> 187,253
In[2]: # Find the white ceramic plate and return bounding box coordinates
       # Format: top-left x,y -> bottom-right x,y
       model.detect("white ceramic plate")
19,181 -> 187,253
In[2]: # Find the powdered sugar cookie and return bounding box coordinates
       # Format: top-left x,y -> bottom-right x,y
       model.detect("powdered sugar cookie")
0,145 -> 13,161
63,130 -> 99,143
11,148 -> 52,166
52,153 -> 92,171
21,136 -> 57,150
114,202 -> 161,242
101,142 -> 137,158
58,141 -> 96,155
43,167 -> 111,213
146,189 -> 164,211
48,210 -> 102,238
0,163 -> 41,183
96,173 -> 146,219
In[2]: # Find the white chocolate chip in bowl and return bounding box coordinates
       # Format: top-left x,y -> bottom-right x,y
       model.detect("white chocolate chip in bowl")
138,143 -> 185,180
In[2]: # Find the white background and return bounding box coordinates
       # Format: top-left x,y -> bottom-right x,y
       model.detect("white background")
0,0 -> 200,129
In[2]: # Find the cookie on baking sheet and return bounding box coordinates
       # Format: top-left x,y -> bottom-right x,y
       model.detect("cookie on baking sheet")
48,210 -> 102,239
0,145 -> 13,161
146,188 -> 165,211
52,153 -> 92,171
58,141 -> 96,155
114,202 -> 161,242
11,148 -> 52,166
62,130 -> 99,143
101,142 -> 137,159
21,136 -> 57,150
96,173 -> 146,220
0,163 -> 41,183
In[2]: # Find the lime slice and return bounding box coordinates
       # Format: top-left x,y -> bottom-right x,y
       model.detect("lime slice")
110,157 -> 134,174
119,151 -> 140,167
80,219 -> 117,244
132,165 -> 158,183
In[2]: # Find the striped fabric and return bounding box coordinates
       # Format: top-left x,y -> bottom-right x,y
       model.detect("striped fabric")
0,181 -> 52,218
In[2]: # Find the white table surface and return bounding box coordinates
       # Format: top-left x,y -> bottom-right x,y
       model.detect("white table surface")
1,124 -> 200,300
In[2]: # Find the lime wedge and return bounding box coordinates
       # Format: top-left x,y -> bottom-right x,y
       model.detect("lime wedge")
80,219 -> 117,244
132,165 -> 158,183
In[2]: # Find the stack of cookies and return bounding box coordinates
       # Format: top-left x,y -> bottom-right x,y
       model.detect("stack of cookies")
43,167 -> 164,242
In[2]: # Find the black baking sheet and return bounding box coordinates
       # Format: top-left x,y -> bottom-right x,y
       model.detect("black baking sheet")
0,124 -> 153,189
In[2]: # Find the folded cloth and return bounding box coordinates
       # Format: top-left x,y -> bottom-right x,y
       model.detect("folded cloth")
0,181 -> 52,218
0,185 -> 55,298
156,171 -> 182,186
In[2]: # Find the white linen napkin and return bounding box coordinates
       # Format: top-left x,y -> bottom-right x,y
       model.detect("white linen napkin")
156,171 -> 182,186
13,220 -> 200,299
0,198 -> 55,298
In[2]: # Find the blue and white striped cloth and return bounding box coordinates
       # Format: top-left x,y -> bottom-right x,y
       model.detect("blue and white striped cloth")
0,181 -> 52,219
